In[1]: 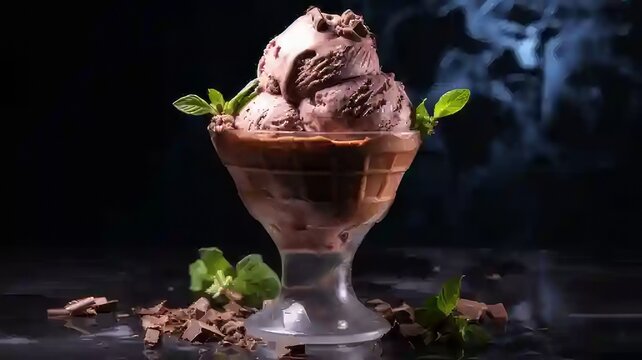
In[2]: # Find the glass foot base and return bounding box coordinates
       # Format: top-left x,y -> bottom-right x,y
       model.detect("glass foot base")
245,295 -> 391,345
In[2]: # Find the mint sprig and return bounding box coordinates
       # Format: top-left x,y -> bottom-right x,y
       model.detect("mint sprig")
415,89 -> 471,135
173,79 -> 259,117
415,276 -> 491,355
188,247 -> 280,308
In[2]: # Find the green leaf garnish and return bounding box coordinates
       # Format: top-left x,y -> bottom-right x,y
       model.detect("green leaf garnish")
188,247 -> 234,292
173,94 -> 215,115
413,89 -> 470,136
436,275 -> 463,315
434,89 -> 470,119
208,89 -> 225,114
413,275 -> 491,357
223,79 -> 259,116
463,324 -> 491,347
416,296 -> 447,328
189,247 -> 280,307
231,254 -> 281,308
173,78 -> 259,118
188,259 -> 209,292
205,269 -> 234,298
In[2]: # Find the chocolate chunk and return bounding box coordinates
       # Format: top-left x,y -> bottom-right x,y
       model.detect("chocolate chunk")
181,320 -> 224,343
220,320 -> 244,335
199,309 -> 222,324
223,301 -> 243,315
391,302 -> 415,323
281,344 -> 307,359
144,328 -> 162,349
188,297 -> 211,318
47,308 -> 70,317
65,297 -> 95,314
485,303 -> 508,325
306,6 -> 327,31
137,301 -> 167,315
93,298 -> 119,313
456,299 -> 487,321
398,323 -> 427,338
141,315 -> 169,330
366,299 -> 388,306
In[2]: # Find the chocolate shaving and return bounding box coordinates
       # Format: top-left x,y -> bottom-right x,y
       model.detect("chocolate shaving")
47,308 -> 70,317
65,297 -> 95,314
144,329 -> 162,349
280,344 -> 307,359
136,301 -> 167,316
135,299 -> 262,351
456,299 -> 487,322
48,296 -> 120,318
486,303 -> 508,325
188,297 -> 211,318
399,323 -> 427,338
182,320 -> 224,342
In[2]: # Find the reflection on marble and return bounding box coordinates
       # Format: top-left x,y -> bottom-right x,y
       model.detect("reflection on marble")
0,247 -> 641,359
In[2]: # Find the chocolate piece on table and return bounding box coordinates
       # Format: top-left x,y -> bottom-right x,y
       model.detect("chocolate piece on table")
199,309 -> 222,324
144,328 -> 162,349
141,315 -> 169,330
280,344 -> 307,359
456,299 -> 488,321
188,297 -> 211,318
181,320 -> 224,343
65,297 -> 96,314
47,308 -> 70,317
137,301 -> 167,315
391,302 -> 415,323
485,303 -> 508,325
93,297 -> 119,313
398,323 -> 427,338
223,301 -> 243,315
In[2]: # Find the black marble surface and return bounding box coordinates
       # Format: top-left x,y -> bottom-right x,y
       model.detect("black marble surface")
1,247 -> 641,359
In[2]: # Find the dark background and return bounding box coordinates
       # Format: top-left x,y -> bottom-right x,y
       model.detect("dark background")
8,0 -> 642,257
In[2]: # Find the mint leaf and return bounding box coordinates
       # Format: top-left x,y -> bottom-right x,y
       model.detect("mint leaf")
453,316 -> 469,343
173,94 -> 215,115
416,98 -> 429,119
205,269 -> 234,298
189,247 -> 234,292
414,98 -> 436,135
437,276 -> 463,315
199,247 -> 234,277
464,324 -> 491,347
433,89 -> 470,119
231,254 -> 280,307
416,297 -> 447,328
189,259 -> 210,291
208,89 -> 225,114
223,79 -> 259,115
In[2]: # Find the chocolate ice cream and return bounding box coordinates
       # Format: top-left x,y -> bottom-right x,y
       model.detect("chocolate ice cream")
231,6 -> 412,132
207,7 -> 420,253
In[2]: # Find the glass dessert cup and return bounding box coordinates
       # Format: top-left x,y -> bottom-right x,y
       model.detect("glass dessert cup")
212,130 -> 421,344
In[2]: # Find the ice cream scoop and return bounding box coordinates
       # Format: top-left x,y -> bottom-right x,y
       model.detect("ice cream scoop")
239,7 -> 411,132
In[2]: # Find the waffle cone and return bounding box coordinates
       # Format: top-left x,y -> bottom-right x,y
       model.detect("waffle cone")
213,131 -> 421,251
